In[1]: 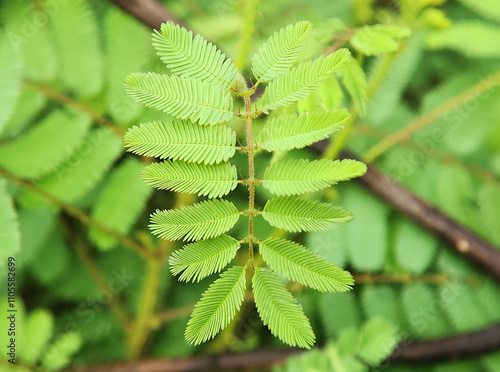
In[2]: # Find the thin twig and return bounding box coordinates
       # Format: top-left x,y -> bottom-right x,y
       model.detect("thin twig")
59,216 -> 131,335
109,0 -> 183,29
362,70 -> 500,162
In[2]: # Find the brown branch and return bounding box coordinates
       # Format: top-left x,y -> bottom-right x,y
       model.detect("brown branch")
109,0 -> 183,29
67,322 -> 500,372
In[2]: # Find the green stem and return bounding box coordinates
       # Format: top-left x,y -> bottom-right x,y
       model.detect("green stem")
235,0 -> 258,72
362,70 -> 500,162
244,93 -> 255,263
128,255 -> 162,360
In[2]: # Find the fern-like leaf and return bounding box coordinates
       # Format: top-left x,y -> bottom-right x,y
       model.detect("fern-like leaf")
263,158 -> 367,196
261,49 -> 351,111
169,235 -> 240,282
124,121 -> 236,164
252,21 -> 312,82
125,73 -> 233,125
252,267 -> 315,348
259,237 -> 353,292
152,21 -> 237,87
260,109 -> 349,151
351,25 -> 411,56
142,160 -> 238,198
262,197 -> 352,233
185,266 -> 246,344
150,199 -> 240,241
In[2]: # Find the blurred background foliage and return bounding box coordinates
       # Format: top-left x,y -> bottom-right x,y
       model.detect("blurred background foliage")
1,0 -> 500,371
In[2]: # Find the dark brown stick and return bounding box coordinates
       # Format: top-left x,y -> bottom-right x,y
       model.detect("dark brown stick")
109,0 -> 182,29
68,323 -> 500,371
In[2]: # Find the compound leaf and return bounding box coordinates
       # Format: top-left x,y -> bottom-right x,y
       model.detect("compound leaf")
185,266 -> 246,344
125,73 -> 233,125
261,49 -> 351,111
153,21 -> 237,87
262,197 -> 352,233
259,237 -> 353,292
252,267 -> 315,348
142,160 -> 238,198
124,121 -> 236,164
150,199 -> 240,241
252,21 -> 312,82
263,158 -> 367,196
169,235 -> 240,282
260,109 -> 350,151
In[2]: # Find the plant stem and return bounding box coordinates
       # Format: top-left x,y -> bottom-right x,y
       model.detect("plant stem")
128,255 -> 162,360
245,93 -> 255,263
235,0 -> 258,72
363,70 -> 500,162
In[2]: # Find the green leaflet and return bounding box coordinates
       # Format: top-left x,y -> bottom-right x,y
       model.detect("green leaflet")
49,0 -> 103,97
18,309 -> 53,365
394,217 -> 436,274
89,158 -> 153,251
153,21 -> 237,87
0,109 -> 92,180
0,0 -> 57,83
351,25 -> 411,56
169,235 -> 240,282
1,89 -> 46,140
0,31 -> 23,134
260,109 -> 350,151
259,237 -> 353,292
150,199 -> 240,241
339,58 -> 367,117
141,160 -> 238,198
125,73 -> 234,125
124,121 -> 236,164
19,128 -> 123,206
402,284 -> 451,339
41,332 -> 82,371
0,180 -> 20,264
185,266 -> 246,344
355,318 -> 400,366
479,183 -> 500,246
262,196 -> 352,232
427,22 -> 500,58
105,6 -> 150,123
263,158 -> 367,196
252,21 -> 312,82
261,49 -> 351,111
252,267 -> 315,348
